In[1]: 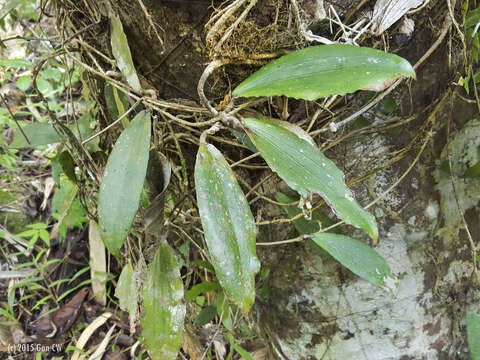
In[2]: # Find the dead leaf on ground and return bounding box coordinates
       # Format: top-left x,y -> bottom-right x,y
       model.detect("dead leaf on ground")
40,177 -> 55,211
31,287 -> 89,338
0,316 -> 30,345
89,220 -> 107,306
371,0 -> 423,35
182,329 -> 204,360
71,312 -> 113,360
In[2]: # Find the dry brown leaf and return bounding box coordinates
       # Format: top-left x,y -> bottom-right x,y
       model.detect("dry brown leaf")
40,177 -> 55,211
89,220 -> 107,306
0,316 -> 29,346
371,0 -> 423,35
72,312 -> 113,360
88,324 -> 116,360
247,347 -> 268,360
31,287 -> 89,338
182,329 -> 204,360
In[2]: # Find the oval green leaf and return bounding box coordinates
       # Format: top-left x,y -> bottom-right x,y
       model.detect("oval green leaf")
233,44 -> 415,101
110,15 -> 142,92
243,117 -> 378,241
98,110 -> 151,257
185,282 -> 221,302
141,242 -> 185,360
9,122 -> 61,148
311,232 -> 396,292
468,312 -> 480,360
195,143 -> 260,313
0,58 -> 33,68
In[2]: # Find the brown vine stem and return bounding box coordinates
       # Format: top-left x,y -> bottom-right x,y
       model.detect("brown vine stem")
199,123 -> 222,145
197,59 -> 226,115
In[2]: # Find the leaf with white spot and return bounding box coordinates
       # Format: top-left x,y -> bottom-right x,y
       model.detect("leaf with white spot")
311,232 -> 396,291
141,242 -> 185,360
195,143 -> 260,313
243,117 -> 378,241
98,111 -> 151,257
233,45 -> 415,100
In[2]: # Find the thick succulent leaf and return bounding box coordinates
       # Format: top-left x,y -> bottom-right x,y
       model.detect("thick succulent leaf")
468,312 -> 480,360
244,117 -> 378,241
115,263 -> 138,331
195,143 -> 260,313
311,232 -> 397,292
110,15 -> 142,92
9,122 -> 62,148
98,111 -> 151,257
233,44 -> 415,101
141,242 -> 185,360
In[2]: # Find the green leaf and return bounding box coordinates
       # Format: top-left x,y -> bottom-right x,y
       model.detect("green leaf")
71,112 -> 101,152
377,97 -> 398,114
243,117 -> 378,241
141,242 -> 185,360
233,44 -> 415,101
195,143 -> 260,313
98,110 -> 151,257
0,0 -> 24,20
9,114 -> 99,149
216,292 -> 233,331
195,305 -> 217,326
230,128 -> 257,153
468,312 -> 480,360
16,75 -> 31,91
51,177 -> 84,240
466,7 -> 480,29
0,58 -> 32,68
230,341 -> 254,360
465,161 -> 480,178
105,83 -> 130,121
9,122 -> 62,148
185,282 -> 221,302
58,151 -> 76,183
115,263 -> 138,326
311,232 -> 396,291
110,15 -> 142,92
